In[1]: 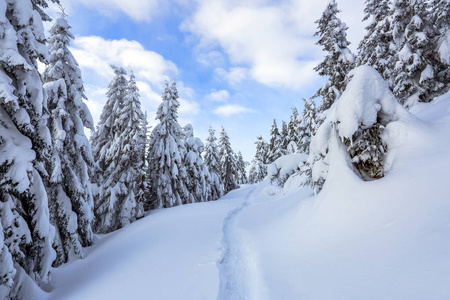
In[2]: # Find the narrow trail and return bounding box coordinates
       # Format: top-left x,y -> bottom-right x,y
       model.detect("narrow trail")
216,186 -> 260,300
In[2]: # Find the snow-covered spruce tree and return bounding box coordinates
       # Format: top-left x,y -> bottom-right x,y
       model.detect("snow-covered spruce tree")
287,106 -> 300,153
116,70 -> 145,222
0,0 -> 57,297
235,151 -> 248,184
43,14 -> 95,266
219,127 -> 239,194
203,127 -> 224,201
91,66 -> 144,232
279,120 -> 289,154
390,0 -> 444,106
136,111 -> 149,210
184,124 -> 211,203
248,135 -> 268,184
429,0 -> 450,87
147,81 -> 190,208
309,66 -> 409,192
267,119 -> 282,163
313,0 -> 355,121
357,0 -> 393,80
298,98 -> 317,154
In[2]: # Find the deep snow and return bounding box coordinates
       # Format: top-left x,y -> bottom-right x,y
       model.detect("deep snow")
45,92 -> 450,300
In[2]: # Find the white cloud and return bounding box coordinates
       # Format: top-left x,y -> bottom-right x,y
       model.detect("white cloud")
214,67 -> 249,86
60,0 -> 163,22
205,89 -> 230,102
182,0 -> 365,90
213,104 -> 255,117
196,50 -> 225,67
71,36 -> 177,84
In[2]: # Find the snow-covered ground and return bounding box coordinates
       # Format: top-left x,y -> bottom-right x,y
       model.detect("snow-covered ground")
45,92 -> 450,299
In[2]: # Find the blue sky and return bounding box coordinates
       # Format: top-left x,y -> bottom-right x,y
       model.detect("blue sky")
46,0 -> 366,160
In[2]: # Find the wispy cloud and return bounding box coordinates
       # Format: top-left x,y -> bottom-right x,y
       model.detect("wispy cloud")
213,104 -> 255,117
205,89 -> 230,102
182,0 -> 365,90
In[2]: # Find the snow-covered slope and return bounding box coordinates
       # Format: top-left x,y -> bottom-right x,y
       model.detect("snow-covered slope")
46,92 -> 450,299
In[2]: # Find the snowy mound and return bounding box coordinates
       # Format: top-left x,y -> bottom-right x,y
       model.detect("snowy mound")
309,66 -> 419,187
267,153 -> 307,186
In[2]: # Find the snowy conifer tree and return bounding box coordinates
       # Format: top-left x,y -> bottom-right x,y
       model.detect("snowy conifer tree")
203,127 -> 224,200
248,135 -> 268,184
390,0 -> 443,106
287,106 -> 300,153
219,127 -> 239,193
91,66 -> 144,232
116,71 -> 145,221
184,124 -> 211,203
0,0 -> 57,297
429,0 -> 450,90
298,98 -> 317,154
43,14 -> 95,266
267,119 -> 282,163
309,66 -> 407,192
313,0 -> 355,119
136,111 -> 148,210
235,151 -> 248,184
147,81 -> 190,208
357,0 -> 393,80
279,120 -> 289,154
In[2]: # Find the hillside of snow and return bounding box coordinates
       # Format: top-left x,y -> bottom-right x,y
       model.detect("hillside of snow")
45,92 -> 450,299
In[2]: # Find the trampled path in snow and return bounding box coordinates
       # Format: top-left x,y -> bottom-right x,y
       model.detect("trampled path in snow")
216,185 -> 258,300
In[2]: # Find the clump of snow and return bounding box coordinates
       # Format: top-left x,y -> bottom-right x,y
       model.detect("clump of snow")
267,153 -> 308,186
309,65 -> 416,188
439,30 -> 450,65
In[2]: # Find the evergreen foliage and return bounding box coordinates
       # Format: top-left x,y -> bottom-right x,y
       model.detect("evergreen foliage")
249,135 -> 268,184
357,0 -> 393,79
235,151 -> 248,184
0,0 -> 58,297
267,119 -> 282,163
313,0 -> 355,119
203,127 -> 224,200
147,81 -> 190,208
287,106 -> 301,153
219,127 -> 239,194
298,98 -> 317,154
184,124 -> 211,203
390,0 -> 441,105
279,121 -> 289,154
43,15 -> 95,266
91,66 -> 144,233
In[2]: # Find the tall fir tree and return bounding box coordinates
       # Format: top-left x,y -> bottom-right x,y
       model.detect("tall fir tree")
357,0 -> 393,80
280,120 -> 290,154
203,127 -> 224,200
147,81 -> 190,208
0,0 -> 58,297
115,70 -> 145,224
219,127 -> 239,194
390,0 -> 443,106
313,0 -> 355,119
184,124 -> 211,203
43,14 -> 95,266
91,66 -> 144,233
235,151 -> 248,184
267,119 -> 282,163
298,98 -> 317,154
136,111 -> 149,210
248,135 -> 268,184
287,106 -> 301,153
